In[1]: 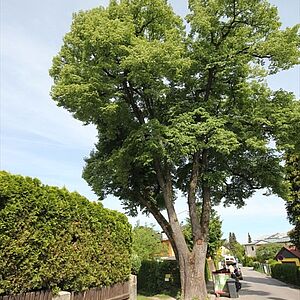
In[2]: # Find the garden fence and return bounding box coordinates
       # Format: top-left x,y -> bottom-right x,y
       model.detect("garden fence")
0,281 -> 130,300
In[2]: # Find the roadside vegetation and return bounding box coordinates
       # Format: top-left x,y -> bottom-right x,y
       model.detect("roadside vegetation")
0,171 -> 132,295
285,154 -> 300,249
255,244 -> 283,263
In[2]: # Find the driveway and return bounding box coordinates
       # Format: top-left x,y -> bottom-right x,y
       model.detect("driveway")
239,267 -> 300,300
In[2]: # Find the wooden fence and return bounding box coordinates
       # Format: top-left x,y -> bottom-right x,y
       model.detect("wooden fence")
0,290 -> 52,300
70,281 -> 130,300
0,281 -> 130,300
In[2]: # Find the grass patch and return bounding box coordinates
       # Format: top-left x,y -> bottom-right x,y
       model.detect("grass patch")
137,294 -> 176,300
137,295 -> 152,300
154,294 -> 174,299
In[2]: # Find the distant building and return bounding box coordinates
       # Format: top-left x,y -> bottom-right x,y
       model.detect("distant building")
275,246 -> 300,266
244,232 -> 291,257
160,232 -> 175,259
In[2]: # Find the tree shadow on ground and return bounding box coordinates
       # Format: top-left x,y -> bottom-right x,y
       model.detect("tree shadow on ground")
239,289 -> 271,297
239,281 -> 271,297
244,276 -> 287,287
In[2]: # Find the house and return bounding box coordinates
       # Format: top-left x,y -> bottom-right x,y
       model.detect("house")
160,232 -> 176,259
244,232 -> 291,257
275,246 -> 300,266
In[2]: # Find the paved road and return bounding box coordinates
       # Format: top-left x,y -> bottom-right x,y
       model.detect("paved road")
239,267 -> 300,300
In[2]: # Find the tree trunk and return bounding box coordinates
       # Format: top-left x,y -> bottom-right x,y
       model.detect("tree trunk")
178,243 -> 208,300
154,161 -> 209,300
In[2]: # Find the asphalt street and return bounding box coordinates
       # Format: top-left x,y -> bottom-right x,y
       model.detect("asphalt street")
238,267 -> 300,300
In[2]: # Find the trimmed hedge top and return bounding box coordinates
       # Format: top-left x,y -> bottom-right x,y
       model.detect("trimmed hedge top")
0,171 -> 132,295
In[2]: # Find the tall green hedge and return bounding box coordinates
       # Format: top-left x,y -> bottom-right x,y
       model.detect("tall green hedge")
138,261 -> 160,294
271,263 -> 300,286
0,171 -> 132,295
137,260 -> 180,296
137,259 -> 211,296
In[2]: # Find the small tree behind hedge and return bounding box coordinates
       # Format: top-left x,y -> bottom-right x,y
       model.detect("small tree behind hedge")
0,171 -> 132,295
256,243 -> 282,263
133,224 -> 167,261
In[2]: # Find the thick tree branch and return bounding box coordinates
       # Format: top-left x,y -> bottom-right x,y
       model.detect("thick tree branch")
252,53 -> 272,59
122,79 -> 145,124
130,84 -> 155,119
200,150 -> 211,241
136,17 -> 155,36
137,193 -> 179,259
188,152 -> 202,243
204,67 -> 215,102
102,68 -> 116,78
217,0 -> 240,45
144,95 -> 155,118
154,159 -> 190,255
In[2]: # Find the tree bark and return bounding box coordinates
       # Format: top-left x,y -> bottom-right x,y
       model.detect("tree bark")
200,150 -> 211,241
154,160 -> 209,300
188,152 -> 202,242
178,243 -> 208,300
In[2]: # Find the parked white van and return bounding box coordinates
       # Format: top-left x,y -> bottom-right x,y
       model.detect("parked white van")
224,255 -> 236,265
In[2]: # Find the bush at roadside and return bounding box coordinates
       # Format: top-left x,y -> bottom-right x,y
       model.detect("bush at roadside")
137,259 -> 211,296
242,256 -> 255,267
137,260 -> 180,296
0,171 -> 132,295
271,263 -> 300,286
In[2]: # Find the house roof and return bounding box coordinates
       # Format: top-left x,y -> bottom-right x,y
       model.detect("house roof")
289,247 -> 300,259
244,232 -> 291,246
276,246 -> 300,260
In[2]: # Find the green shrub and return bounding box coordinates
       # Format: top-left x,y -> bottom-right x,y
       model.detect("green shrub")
242,256 -> 255,267
252,262 -> 262,274
137,260 -> 159,294
156,260 -> 180,295
137,258 -> 212,295
131,252 -> 142,275
0,171 -> 132,295
137,260 -> 180,296
267,259 -> 278,266
271,263 -> 300,286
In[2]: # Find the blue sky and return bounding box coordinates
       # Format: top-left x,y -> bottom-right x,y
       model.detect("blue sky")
1,0 -> 299,244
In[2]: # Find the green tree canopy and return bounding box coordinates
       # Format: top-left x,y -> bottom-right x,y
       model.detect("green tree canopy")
50,1 -> 300,298
256,243 -> 283,263
132,223 -> 167,261
248,233 -> 252,244
285,153 -> 300,248
225,232 -> 245,262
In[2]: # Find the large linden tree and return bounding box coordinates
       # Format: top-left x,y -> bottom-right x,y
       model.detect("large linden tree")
50,1 -> 300,299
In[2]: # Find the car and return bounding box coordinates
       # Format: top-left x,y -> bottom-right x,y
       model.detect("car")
224,255 -> 237,265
